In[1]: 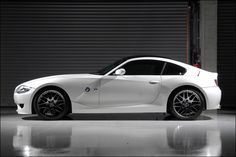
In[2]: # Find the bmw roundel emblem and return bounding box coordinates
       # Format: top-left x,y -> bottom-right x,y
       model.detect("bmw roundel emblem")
85,87 -> 90,92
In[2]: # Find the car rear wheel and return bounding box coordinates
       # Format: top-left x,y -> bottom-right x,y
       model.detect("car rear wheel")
169,88 -> 204,120
34,88 -> 69,120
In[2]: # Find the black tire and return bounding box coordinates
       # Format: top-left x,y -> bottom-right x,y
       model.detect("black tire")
33,87 -> 70,120
168,88 -> 204,120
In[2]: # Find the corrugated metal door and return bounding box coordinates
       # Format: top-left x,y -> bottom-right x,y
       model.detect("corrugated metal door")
1,0 -> 188,106
218,1 -> 236,109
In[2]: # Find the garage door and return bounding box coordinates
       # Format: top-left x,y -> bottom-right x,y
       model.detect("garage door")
1,0 -> 188,106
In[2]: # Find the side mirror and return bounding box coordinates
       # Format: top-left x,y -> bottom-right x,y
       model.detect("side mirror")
114,68 -> 126,76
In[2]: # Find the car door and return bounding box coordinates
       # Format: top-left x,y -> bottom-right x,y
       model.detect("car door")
99,59 -> 165,106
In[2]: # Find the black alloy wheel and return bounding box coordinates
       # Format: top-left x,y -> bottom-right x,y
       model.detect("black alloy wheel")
169,89 -> 204,120
34,89 -> 69,120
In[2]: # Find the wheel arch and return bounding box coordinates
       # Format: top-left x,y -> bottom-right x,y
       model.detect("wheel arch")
31,85 -> 72,114
166,85 -> 207,114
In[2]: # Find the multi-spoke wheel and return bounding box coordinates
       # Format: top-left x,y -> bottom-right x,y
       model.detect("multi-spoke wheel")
34,88 -> 70,120
168,88 -> 204,120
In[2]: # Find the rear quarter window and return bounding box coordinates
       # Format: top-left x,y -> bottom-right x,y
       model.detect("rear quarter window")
162,62 -> 186,75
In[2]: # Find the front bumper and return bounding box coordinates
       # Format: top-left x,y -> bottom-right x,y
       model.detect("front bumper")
14,89 -> 35,114
203,86 -> 222,110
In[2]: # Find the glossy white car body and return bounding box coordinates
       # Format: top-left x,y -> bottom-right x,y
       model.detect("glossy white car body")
14,57 -> 221,117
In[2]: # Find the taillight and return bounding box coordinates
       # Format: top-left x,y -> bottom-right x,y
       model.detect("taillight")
214,79 -> 218,86
193,63 -> 201,68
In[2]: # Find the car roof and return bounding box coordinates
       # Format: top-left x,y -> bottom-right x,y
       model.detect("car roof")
121,55 -> 172,61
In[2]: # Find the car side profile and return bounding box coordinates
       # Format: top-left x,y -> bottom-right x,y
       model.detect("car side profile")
14,56 -> 221,120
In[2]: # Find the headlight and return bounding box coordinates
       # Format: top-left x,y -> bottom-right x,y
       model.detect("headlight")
15,85 -> 32,94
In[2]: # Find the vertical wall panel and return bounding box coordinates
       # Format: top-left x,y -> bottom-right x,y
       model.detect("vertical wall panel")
218,1 -> 236,108
1,0 -> 188,106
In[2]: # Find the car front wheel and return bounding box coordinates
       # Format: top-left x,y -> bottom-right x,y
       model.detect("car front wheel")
34,88 -> 70,120
169,88 -> 204,120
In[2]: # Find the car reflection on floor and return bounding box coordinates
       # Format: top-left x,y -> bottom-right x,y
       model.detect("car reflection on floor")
12,115 -> 221,156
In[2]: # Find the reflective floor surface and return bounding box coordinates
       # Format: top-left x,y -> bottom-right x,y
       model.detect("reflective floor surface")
1,108 -> 235,156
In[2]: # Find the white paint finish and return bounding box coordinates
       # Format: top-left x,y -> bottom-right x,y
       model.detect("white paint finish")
59,77 -> 101,106
100,75 -> 161,106
13,57 -> 221,115
14,89 -> 35,114
202,86 -> 222,110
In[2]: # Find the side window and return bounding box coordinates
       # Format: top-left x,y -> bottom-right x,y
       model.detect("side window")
121,60 -> 164,75
162,62 -> 186,75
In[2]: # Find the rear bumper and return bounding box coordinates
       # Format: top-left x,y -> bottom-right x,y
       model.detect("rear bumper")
14,89 -> 35,114
202,86 -> 221,110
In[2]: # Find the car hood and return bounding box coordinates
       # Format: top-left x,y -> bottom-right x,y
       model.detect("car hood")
20,74 -> 100,88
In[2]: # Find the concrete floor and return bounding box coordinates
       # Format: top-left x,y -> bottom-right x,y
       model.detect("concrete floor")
0,108 -> 235,156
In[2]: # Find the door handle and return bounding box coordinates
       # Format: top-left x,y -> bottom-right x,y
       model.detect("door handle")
149,81 -> 160,84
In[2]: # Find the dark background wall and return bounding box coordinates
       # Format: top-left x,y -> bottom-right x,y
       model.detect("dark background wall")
217,0 -> 236,109
1,0 -> 188,106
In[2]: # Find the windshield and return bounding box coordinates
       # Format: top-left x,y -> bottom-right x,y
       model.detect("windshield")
95,58 -> 126,75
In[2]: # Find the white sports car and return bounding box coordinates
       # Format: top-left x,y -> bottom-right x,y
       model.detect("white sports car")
14,56 -> 221,120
